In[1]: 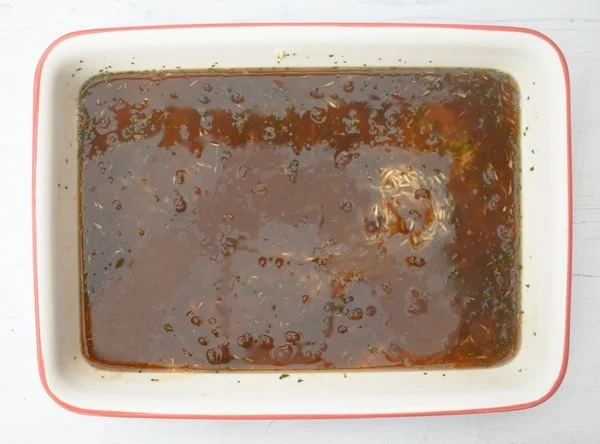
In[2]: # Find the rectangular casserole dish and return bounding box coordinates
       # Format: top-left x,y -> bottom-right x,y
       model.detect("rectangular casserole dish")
33,23 -> 571,418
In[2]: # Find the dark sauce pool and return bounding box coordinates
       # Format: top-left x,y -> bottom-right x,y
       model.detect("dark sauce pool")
78,68 -> 521,370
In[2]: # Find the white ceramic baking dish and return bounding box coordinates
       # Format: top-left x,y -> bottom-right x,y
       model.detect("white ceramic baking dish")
33,23 -> 571,418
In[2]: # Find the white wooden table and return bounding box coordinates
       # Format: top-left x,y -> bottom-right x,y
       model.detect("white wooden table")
1,0 -> 598,442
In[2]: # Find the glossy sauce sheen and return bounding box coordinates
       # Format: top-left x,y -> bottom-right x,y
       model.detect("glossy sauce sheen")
79,69 -> 521,370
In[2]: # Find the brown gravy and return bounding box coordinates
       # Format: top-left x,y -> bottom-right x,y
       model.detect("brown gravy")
79,68 -> 521,370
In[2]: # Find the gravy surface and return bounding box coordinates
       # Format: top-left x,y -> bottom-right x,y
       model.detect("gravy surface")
79,69 -> 520,370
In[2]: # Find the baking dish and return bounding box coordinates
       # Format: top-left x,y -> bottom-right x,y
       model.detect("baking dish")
33,23 -> 571,418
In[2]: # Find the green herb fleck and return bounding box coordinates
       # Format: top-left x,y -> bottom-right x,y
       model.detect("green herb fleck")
448,265 -> 462,279
150,378 -> 159,382
297,378 -> 304,383
279,373 -> 290,380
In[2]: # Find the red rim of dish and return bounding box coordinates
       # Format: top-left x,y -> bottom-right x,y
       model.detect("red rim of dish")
32,22 -> 572,419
